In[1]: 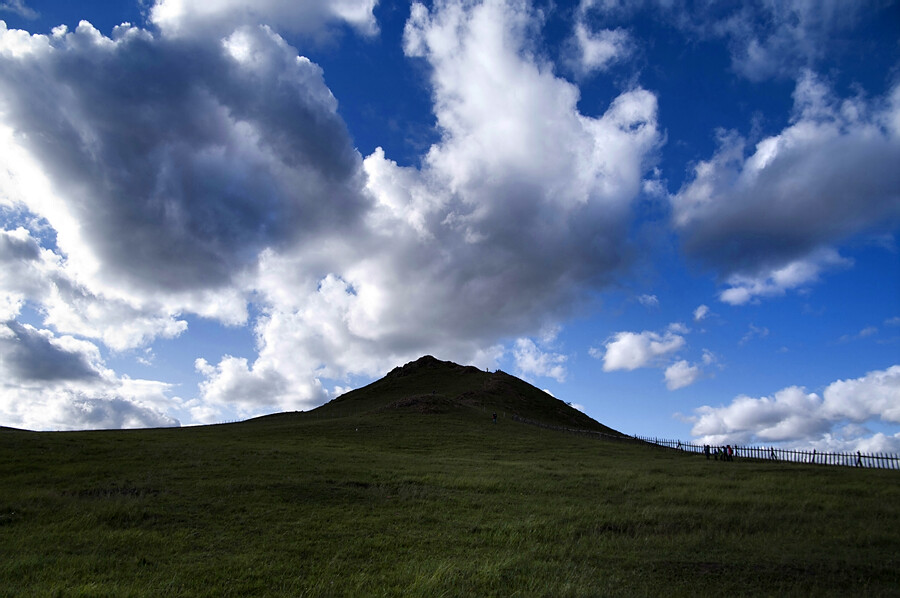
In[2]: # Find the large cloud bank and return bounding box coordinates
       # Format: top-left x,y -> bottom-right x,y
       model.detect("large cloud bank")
193,0 -> 660,421
0,0 -> 660,427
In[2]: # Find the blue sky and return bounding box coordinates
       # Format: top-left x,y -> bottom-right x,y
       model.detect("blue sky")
0,0 -> 898,451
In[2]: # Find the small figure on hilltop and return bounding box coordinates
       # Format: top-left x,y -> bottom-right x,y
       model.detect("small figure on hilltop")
704,444 -> 710,460
726,445 -> 734,462
856,451 -> 862,467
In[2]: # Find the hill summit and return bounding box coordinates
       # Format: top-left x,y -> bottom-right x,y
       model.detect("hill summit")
385,354 -> 480,377
315,355 -> 622,435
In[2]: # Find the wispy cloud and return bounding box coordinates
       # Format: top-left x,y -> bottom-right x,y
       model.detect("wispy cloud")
718,249 -> 852,305
739,324 -> 770,346
638,294 -> 659,308
693,304 -> 709,322
0,1 -> 37,20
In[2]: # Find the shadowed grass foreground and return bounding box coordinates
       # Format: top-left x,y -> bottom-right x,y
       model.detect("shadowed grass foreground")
2,407 -> 899,597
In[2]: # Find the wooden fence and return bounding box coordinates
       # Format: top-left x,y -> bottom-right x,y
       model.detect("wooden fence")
632,435 -> 900,470
509,416 -> 899,471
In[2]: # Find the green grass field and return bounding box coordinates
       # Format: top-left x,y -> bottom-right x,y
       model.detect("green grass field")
2,358 -> 899,596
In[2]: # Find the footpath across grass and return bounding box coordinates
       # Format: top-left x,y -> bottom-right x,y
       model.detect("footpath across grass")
2,410 -> 899,597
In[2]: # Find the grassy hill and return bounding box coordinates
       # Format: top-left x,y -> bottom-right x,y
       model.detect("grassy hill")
308,355 -> 621,434
1,357 -> 899,596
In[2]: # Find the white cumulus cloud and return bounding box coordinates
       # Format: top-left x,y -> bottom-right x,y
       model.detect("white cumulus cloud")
0,321 -> 180,430
593,322 -> 712,390
0,20 -> 366,301
672,72 -> 900,299
597,329 -> 685,371
571,22 -> 631,75
691,365 -> 900,450
513,338 -> 567,383
665,359 -> 701,390
149,0 -> 378,38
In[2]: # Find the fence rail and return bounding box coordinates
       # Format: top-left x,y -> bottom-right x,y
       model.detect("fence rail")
632,435 -> 900,470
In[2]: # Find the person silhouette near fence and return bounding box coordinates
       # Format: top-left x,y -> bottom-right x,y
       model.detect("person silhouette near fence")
726,445 -> 734,462
856,451 -> 862,467
704,444 -> 710,460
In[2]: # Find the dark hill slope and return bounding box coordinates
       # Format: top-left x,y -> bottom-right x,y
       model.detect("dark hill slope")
310,355 -> 623,435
